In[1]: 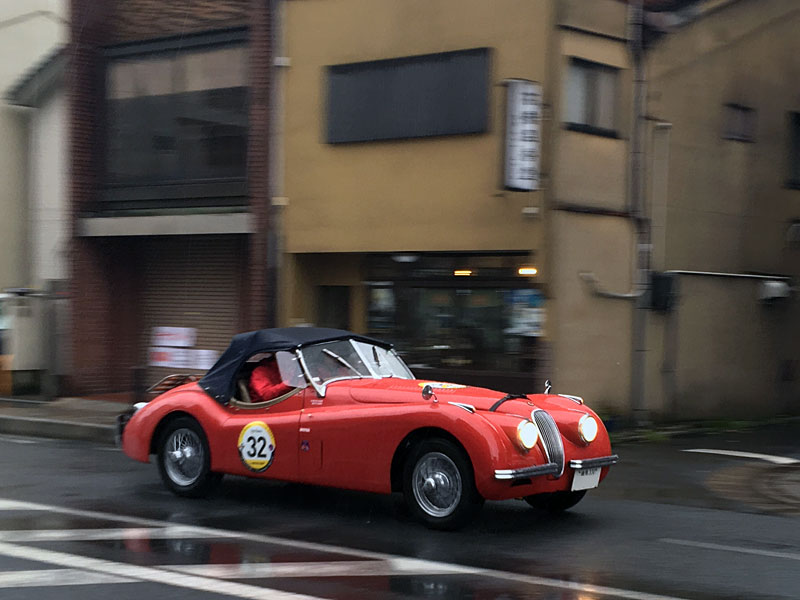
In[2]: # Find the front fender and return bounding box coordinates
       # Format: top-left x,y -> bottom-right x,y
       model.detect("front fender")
121,384 -> 228,466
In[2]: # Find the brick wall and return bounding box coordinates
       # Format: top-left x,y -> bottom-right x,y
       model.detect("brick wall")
68,0 -> 271,393
109,0 -> 249,44
247,0 -> 273,329
68,0 -> 112,394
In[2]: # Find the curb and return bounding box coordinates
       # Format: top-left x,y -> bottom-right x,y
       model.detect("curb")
0,415 -> 116,446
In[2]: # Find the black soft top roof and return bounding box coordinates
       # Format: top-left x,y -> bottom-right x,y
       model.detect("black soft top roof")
199,327 -> 390,403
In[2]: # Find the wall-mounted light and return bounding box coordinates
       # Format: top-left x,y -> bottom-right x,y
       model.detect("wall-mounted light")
454,270 -> 473,276
518,266 -> 538,276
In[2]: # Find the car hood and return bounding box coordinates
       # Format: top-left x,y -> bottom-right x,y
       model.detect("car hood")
345,378 -> 584,417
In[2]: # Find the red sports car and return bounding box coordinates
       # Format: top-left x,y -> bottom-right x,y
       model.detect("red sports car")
119,328 -> 617,529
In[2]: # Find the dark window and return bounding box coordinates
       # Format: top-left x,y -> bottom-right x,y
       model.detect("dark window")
326,48 -> 490,144
318,286 -> 351,330
105,43 -> 248,188
564,58 -> 618,137
788,112 -> 800,188
723,103 -> 755,142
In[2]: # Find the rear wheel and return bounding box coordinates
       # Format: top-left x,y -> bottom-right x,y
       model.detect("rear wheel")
403,438 -> 482,530
524,490 -> 586,512
157,416 -> 221,498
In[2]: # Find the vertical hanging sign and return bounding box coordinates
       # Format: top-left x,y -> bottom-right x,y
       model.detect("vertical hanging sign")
504,79 -> 542,191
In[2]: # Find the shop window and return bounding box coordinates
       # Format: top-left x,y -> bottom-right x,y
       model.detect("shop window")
366,254 -> 544,375
564,58 -> 618,137
106,42 -> 248,188
723,103 -> 755,142
326,48 -> 490,143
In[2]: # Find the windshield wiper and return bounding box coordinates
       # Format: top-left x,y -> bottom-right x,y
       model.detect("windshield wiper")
322,349 -> 362,376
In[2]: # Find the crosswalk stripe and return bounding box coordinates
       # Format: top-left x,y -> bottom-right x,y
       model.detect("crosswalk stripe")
166,558 -> 477,579
0,541 -> 324,600
0,526 -> 220,543
0,568 -> 134,588
0,496 -> 693,600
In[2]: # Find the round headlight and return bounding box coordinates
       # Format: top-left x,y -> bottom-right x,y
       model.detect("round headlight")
578,414 -> 598,443
517,420 -> 539,450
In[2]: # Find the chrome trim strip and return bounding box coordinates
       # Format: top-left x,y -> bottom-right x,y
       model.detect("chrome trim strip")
447,402 -> 475,413
569,455 -> 619,470
558,394 -> 584,405
532,409 -> 565,477
494,462 -> 560,480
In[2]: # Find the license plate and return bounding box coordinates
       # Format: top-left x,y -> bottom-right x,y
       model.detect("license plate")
571,467 -> 601,491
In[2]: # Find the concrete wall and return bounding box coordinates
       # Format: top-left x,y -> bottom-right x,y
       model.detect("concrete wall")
549,211 -> 635,415
0,0 -> 66,291
665,276 -> 795,418
28,90 -> 67,287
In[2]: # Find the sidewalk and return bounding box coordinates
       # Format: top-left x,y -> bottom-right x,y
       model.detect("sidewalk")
0,397 -> 125,445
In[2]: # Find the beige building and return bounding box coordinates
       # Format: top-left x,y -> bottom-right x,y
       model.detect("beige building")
645,0 -> 800,417
278,0 -> 798,420
278,0 -> 635,402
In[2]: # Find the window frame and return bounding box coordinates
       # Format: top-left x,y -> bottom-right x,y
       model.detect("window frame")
101,28 -> 249,209
563,57 -> 619,139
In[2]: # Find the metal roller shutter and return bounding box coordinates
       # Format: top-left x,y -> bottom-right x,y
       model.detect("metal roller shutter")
140,235 -> 246,386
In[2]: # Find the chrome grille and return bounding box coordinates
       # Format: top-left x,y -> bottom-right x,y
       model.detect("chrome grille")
533,409 -> 565,477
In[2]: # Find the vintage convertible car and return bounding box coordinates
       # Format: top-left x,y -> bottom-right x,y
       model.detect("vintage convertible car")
119,327 -> 617,529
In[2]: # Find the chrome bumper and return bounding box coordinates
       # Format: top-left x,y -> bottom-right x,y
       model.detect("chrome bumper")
494,454 -> 619,481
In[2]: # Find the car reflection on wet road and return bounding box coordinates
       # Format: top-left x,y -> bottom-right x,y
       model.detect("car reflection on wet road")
0,429 -> 798,600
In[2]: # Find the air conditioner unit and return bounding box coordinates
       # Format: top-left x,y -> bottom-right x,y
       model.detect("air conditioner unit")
758,280 -> 790,302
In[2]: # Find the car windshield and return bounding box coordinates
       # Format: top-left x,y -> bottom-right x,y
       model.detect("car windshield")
299,339 -> 413,393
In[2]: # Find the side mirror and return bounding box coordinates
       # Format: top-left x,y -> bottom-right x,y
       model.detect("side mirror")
421,384 -> 437,402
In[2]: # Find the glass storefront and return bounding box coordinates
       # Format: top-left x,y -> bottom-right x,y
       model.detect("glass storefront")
366,253 -> 545,380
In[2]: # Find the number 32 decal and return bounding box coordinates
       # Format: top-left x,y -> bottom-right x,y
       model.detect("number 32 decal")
237,421 -> 276,472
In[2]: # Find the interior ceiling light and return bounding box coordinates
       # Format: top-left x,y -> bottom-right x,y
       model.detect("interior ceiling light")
454,270 -> 473,276
518,266 -> 538,276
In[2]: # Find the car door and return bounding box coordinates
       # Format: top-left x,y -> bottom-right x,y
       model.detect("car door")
297,384 -> 393,494
217,390 -> 304,481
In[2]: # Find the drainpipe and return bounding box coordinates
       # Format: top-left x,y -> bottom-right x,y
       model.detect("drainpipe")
628,0 -> 651,425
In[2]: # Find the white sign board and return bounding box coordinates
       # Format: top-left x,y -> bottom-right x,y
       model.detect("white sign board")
504,79 -> 542,191
149,347 -> 218,370
151,327 -> 197,348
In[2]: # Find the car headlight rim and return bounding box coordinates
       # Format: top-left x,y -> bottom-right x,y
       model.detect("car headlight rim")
516,420 -> 539,451
578,414 -> 598,444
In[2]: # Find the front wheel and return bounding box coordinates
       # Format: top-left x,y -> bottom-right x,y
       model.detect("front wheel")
403,438 -> 483,530
524,490 -> 586,512
157,416 -> 221,498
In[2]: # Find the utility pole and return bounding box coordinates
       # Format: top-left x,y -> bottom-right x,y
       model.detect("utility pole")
628,0 -> 651,425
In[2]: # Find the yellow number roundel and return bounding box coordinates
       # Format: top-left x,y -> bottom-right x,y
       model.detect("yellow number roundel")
237,421 -> 276,472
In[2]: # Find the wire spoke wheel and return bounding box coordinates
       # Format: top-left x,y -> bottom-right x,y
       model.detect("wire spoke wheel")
164,428 -> 204,487
157,417 -> 221,498
403,439 -> 482,529
412,452 -> 463,518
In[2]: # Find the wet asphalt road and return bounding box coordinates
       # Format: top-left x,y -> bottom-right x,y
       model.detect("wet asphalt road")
0,425 -> 798,600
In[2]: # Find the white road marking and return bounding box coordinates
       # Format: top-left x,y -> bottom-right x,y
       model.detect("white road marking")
0,568 -> 134,588
661,538 -> 800,562
0,542 -> 323,600
168,558 -> 475,579
0,526 -> 222,543
682,449 -> 799,465
0,497 -> 693,600
0,435 -> 38,445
